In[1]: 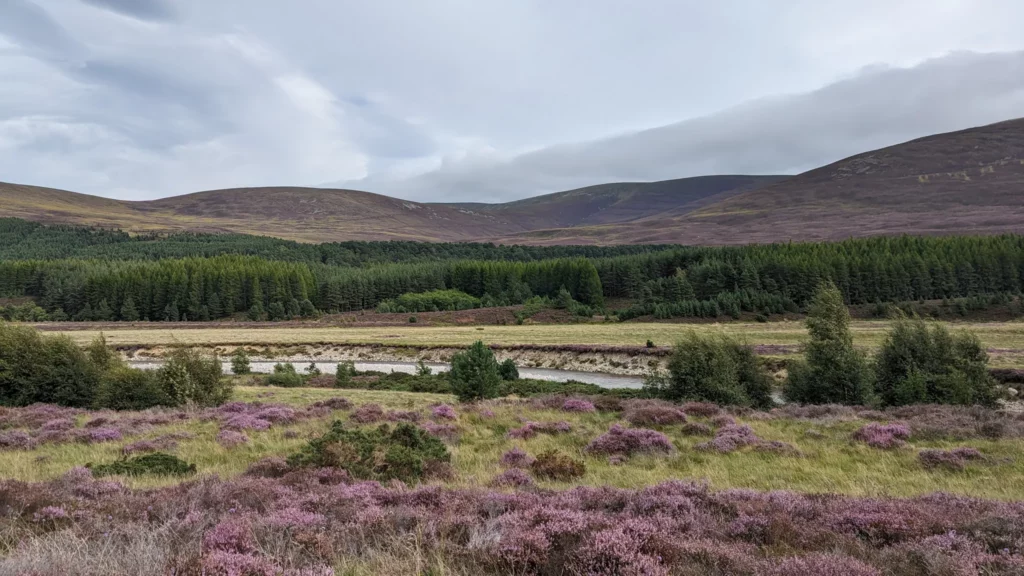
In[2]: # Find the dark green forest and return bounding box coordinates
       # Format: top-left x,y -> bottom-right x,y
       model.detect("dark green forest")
1,218 -> 1023,322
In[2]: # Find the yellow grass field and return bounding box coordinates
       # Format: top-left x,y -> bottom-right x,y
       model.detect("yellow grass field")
51,319 -> 1024,358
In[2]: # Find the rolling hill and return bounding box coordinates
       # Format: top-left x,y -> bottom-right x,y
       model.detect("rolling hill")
494,118 -> 1024,245
2,118 -> 1023,245
0,176 -> 778,243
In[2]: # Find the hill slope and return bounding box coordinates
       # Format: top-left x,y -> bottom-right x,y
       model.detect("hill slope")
0,176 -> 778,243
496,118 -> 1024,244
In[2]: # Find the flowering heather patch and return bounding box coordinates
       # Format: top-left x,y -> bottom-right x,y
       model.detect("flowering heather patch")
500,447 -> 535,469
490,468 -> 535,488
1,470 -> 1021,574
432,404 -> 458,420
918,447 -> 986,471
622,401 -> 688,426
696,423 -> 761,454
421,422 -> 459,442
852,422 -> 912,449
386,410 -> 421,423
221,413 -> 272,431
350,403 -> 386,423
77,427 -> 123,444
506,420 -> 572,440
682,401 -> 721,417
710,414 -> 737,428
0,430 -> 35,450
216,430 -> 250,449
561,398 -> 596,413
585,424 -> 674,456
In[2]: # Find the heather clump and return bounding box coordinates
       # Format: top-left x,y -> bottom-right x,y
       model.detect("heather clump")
681,422 -> 714,436
350,403 -> 386,424
216,430 -> 249,449
506,420 -> 572,439
696,423 -> 761,453
622,400 -> 688,426
432,404 -> 458,420
918,447 -> 985,471
287,420 -> 450,484
682,401 -> 721,417
500,447 -> 535,468
585,424 -> 674,457
561,398 -> 596,413
530,449 -> 586,481
490,468 -> 535,488
852,422 -> 912,449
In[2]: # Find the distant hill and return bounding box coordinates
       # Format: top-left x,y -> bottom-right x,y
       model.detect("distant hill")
0,176 -> 778,243
3,118 -> 1024,245
494,118 -> 1024,245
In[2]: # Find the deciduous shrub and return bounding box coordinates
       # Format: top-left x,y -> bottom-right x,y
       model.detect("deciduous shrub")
287,421 -> 451,484
874,317 -> 997,407
157,347 -> 229,406
95,367 -> 169,411
585,424 -> 674,456
529,449 -> 586,481
785,282 -> 874,405
0,323 -> 99,408
88,452 -> 196,477
265,363 -> 304,387
650,332 -> 774,408
449,341 -> 501,402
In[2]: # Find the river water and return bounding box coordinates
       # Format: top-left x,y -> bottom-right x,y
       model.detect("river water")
128,360 -> 645,389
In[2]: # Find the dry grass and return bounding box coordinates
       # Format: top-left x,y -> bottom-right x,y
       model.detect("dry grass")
49,320 -> 1024,366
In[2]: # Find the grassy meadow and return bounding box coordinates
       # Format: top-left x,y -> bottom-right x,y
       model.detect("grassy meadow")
6,385 -> 1024,499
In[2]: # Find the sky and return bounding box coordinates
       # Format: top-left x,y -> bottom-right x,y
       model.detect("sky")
2,1 -> 1024,203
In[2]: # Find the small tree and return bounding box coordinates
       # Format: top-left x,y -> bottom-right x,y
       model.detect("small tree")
307,362 -> 322,377
157,347 -> 229,407
449,341 -> 501,402
874,317 -> 996,407
230,348 -> 251,375
652,332 -> 773,408
784,282 -> 873,405
120,297 -> 140,322
335,361 -> 355,387
498,358 -> 519,381
416,360 -> 433,376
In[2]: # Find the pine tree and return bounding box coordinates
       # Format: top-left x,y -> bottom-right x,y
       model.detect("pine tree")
449,341 -> 501,401
120,297 -> 140,322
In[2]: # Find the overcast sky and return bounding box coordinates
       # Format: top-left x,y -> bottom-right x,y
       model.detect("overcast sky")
2,0 -> 1024,203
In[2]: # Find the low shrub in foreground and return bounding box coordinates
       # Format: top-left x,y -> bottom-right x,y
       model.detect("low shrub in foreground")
529,449 -> 586,481
88,452 -> 196,477
585,424 -> 674,457
623,400 -> 688,426
918,447 -> 985,471
287,420 -> 451,484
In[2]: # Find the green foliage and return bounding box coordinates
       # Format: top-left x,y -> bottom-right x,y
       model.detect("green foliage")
335,361 -> 356,387
651,332 -> 774,408
0,322 -> 99,407
874,317 -> 997,407
266,363 -> 304,387
230,348 -> 251,375
376,289 -> 480,313
416,360 -> 433,377
498,358 -> 519,381
156,347 -> 229,406
306,362 -> 321,377
89,452 -> 196,478
785,282 -> 874,405
448,341 -> 501,402
95,367 -> 169,410
287,421 -> 450,484
530,449 -> 586,481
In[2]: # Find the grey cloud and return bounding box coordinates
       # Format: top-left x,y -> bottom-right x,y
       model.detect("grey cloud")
0,0 -> 84,61
359,51 -> 1024,202
79,0 -> 174,21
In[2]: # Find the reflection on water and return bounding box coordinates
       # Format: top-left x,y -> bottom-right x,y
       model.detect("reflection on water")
129,360 -> 644,389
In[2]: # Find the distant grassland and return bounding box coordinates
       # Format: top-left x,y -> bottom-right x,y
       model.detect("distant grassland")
50,320 -> 1024,364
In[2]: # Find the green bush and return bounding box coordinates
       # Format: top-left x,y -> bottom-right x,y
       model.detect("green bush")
874,317 -> 997,407
449,341 -> 501,402
95,367 -> 170,410
157,347 -> 230,406
230,348 -> 251,375
89,453 -> 196,477
335,361 -> 356,387
651,332 -> 773,408
376,289 -> 480,313
287,421 -> 450,484
785,282 -> 873,405
530,449 -> 586,481
0,323 -> 99,408
265,363 -> 304,387
498,358 -> 519,381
